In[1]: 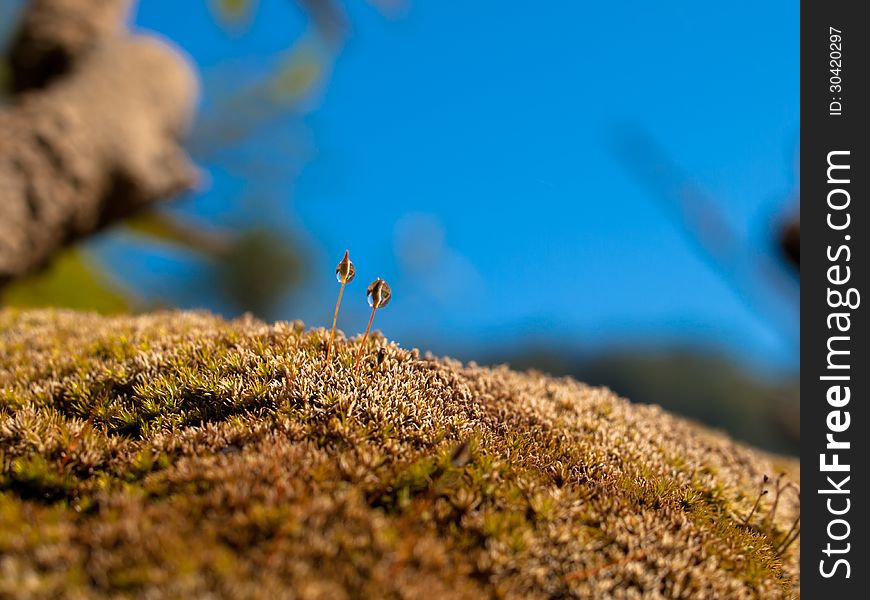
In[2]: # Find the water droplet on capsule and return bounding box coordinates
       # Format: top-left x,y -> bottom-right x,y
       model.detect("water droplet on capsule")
366,278 -> 391,309
335,250 -> 355,283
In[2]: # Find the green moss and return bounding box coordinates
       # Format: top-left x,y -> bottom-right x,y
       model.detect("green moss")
1,455 -> 72,501
0,309 -> 800,598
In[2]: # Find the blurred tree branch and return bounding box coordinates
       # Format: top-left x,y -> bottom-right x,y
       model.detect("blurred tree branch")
0,0 -> 198,286
614,126 -> 799,348
780,215 -> 799,270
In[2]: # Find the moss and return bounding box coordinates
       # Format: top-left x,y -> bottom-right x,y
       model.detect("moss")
0,308 -> 799,598
1,455 -> 73,501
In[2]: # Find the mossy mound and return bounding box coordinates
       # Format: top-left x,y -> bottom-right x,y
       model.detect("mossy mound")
0,309 -> 799,598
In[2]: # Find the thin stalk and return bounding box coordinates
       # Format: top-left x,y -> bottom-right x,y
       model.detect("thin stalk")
777,522 -> 801,554
327,278 -> 346,362
354,306 -> 377,373
742,476 -> 769,526
763,473 -> 787,528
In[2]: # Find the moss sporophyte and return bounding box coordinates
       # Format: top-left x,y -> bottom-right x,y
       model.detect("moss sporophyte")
327,250 -> 355,363
740,473 -> 801,555
355,278 -> 391,373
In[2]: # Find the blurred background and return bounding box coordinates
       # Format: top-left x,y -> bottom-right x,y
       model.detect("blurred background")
0,1 -> 799,454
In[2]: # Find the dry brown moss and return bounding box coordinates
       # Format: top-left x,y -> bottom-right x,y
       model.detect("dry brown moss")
0,309 -> 799,599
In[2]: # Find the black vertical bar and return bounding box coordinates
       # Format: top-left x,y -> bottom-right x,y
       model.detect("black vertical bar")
802,1 -> 869,596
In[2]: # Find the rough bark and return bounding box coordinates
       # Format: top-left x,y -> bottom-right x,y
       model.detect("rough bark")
0,0 -> 198,286
8,0 -> 132,92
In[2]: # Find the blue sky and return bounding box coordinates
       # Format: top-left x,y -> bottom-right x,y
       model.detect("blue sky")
113,1 -> 799,372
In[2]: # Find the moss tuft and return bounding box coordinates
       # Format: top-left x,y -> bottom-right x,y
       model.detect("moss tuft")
0,309 -> 799,598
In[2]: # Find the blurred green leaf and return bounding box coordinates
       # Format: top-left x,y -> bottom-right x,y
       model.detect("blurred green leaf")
270,46 -> 324,102
211,0 -> 257,27
124,211 -> 232,258
217,229 -> 306,318
2,249 -> 130,314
